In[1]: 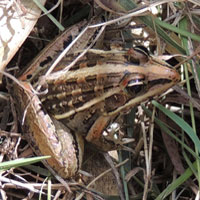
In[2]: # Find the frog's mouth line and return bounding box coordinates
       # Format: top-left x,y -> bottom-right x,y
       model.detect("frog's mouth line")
148,78 -> 172,89
106,81 -> 176,116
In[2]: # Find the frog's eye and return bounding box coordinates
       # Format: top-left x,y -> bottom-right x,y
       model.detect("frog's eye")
133,46 -> 150,57
127,46 -> 150,65
127,79 -> 146,95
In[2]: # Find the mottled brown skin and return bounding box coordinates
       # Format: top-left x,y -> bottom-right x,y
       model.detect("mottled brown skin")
40,60 -> 180,151
14,16 -> 180,178
13,82 -> 84,178
14,56 -> 180,178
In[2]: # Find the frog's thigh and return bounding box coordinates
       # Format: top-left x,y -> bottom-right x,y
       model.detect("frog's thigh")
52,119 -> 84,177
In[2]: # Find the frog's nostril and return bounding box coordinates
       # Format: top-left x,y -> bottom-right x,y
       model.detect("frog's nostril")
170,68 -> 180,82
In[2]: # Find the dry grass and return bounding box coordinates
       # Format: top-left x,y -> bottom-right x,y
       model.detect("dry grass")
0,0 -> 200,199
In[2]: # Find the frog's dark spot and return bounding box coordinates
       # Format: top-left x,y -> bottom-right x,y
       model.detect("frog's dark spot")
40,56 -> 53,67
26,74 -> 32,80
63,35 -> 72,49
